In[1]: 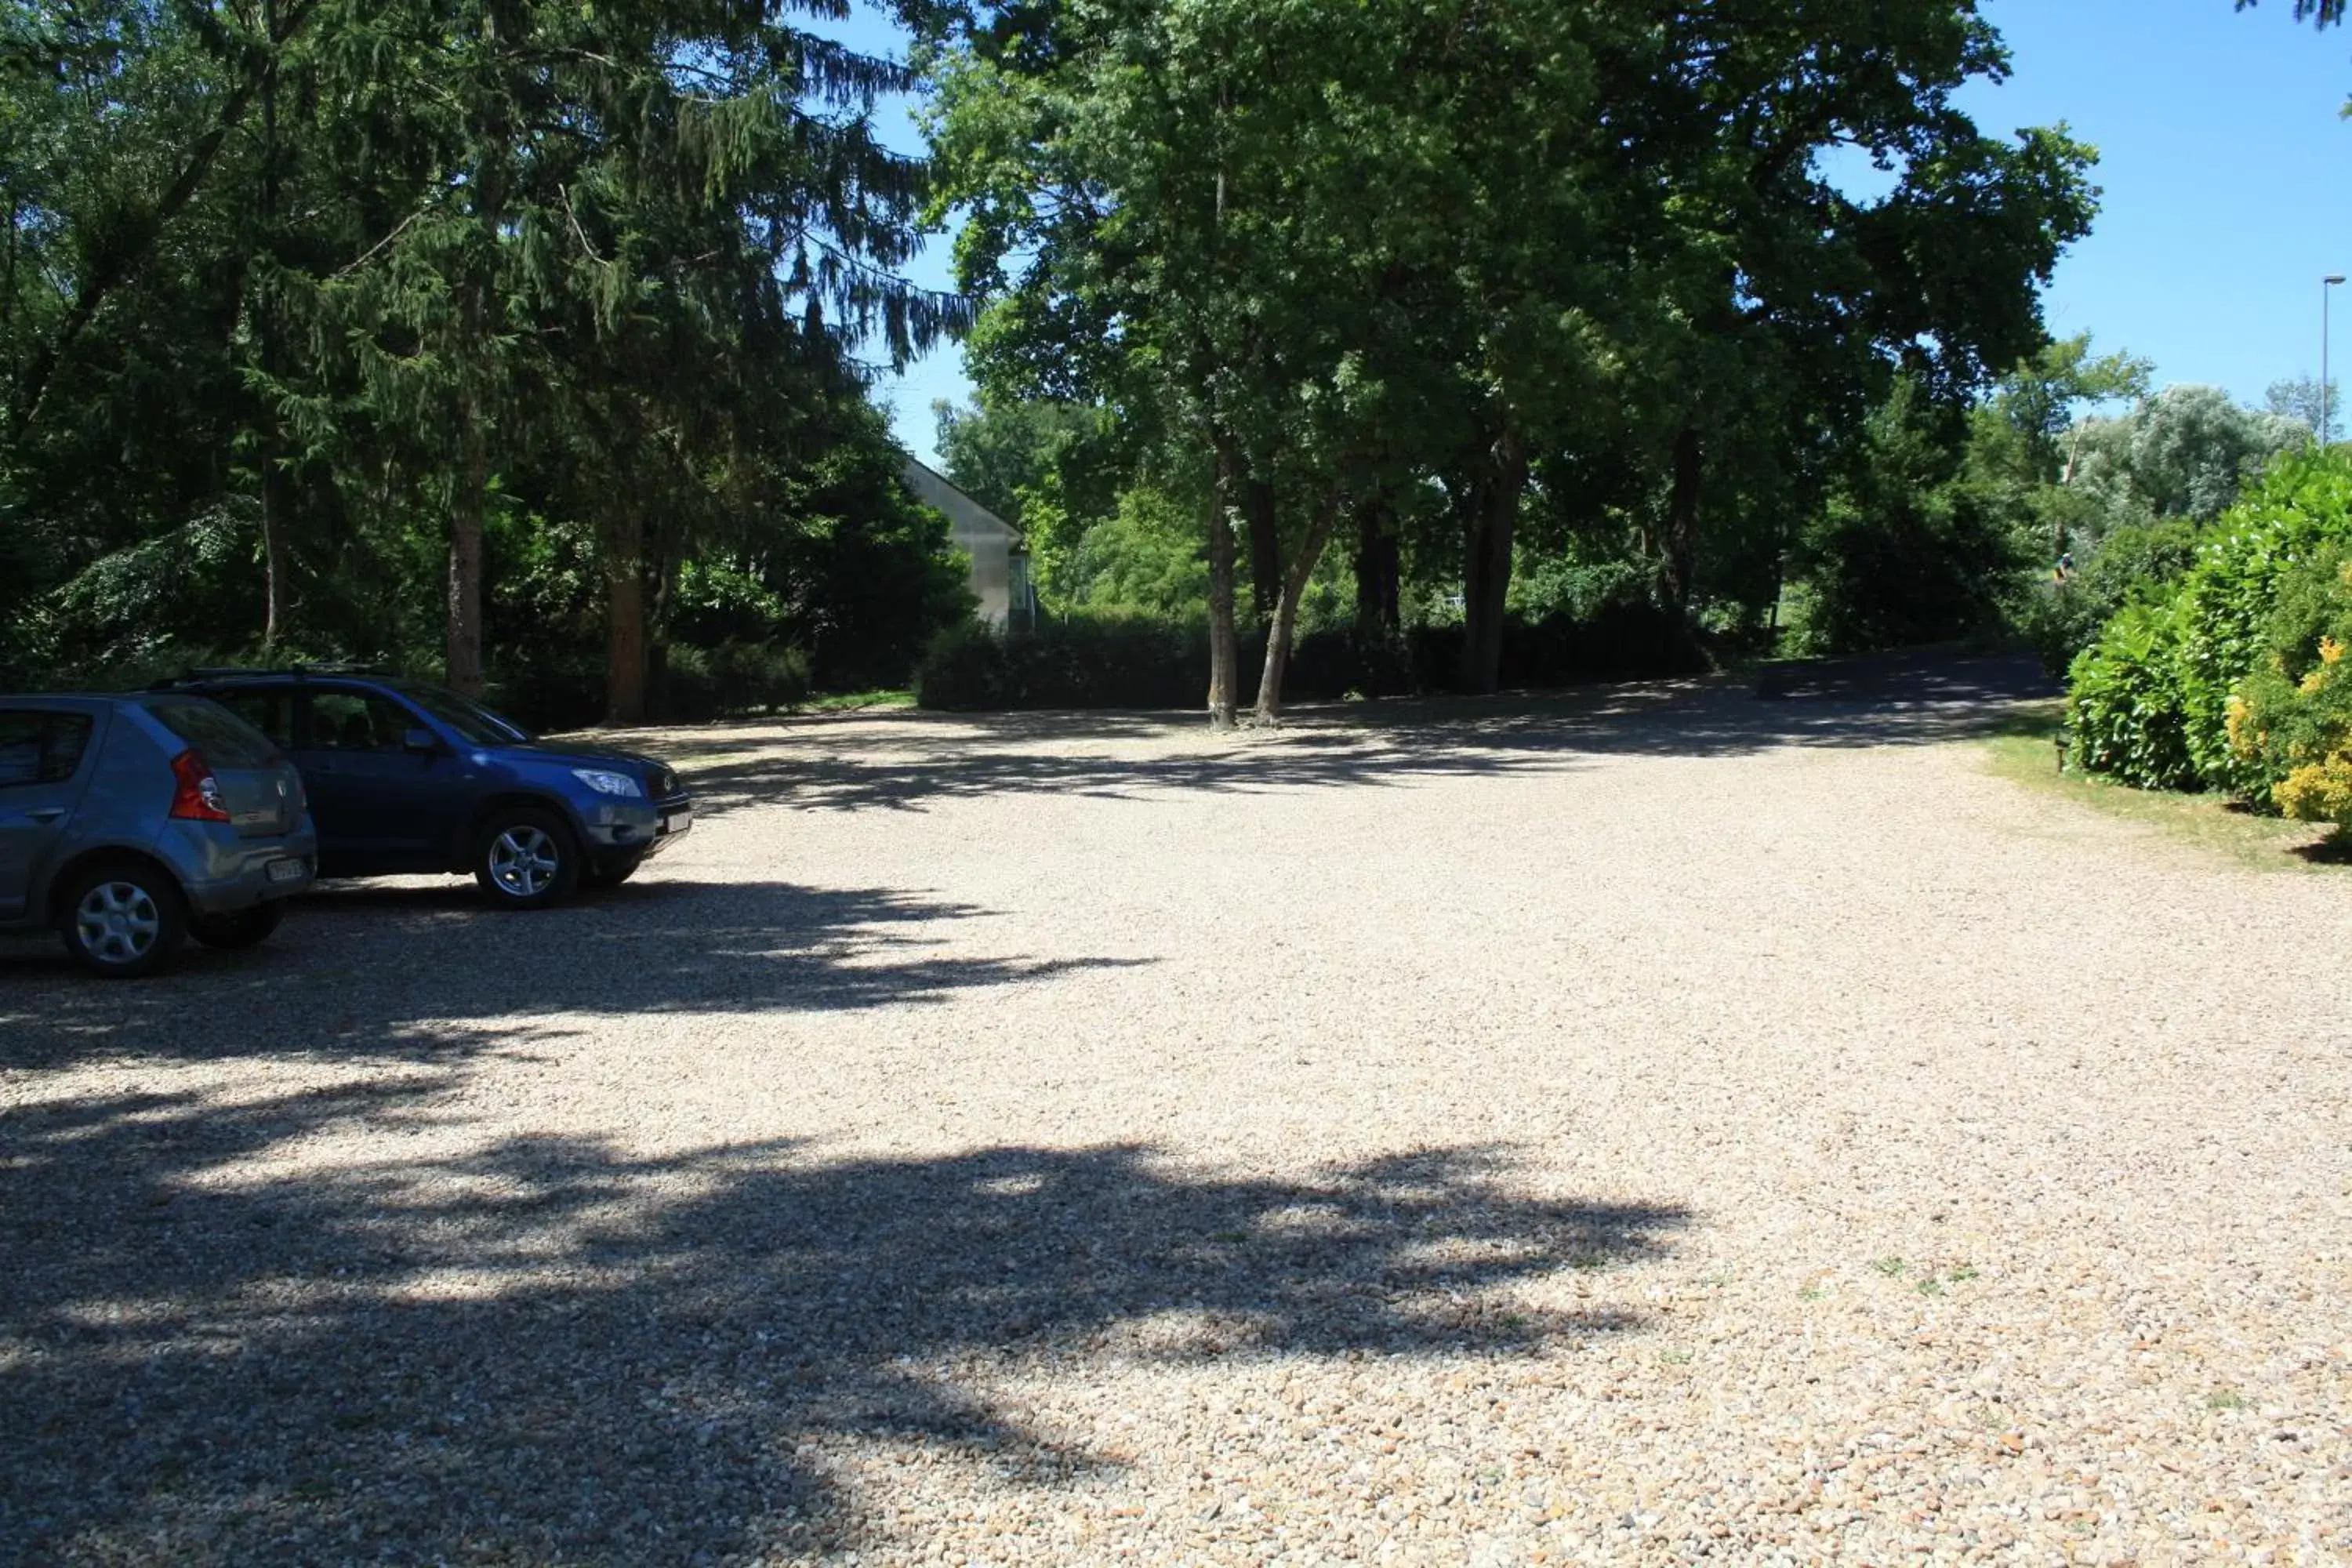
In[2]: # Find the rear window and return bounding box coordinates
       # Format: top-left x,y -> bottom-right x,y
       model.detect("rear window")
0,711 -> 94,786
141,697 -> 283,769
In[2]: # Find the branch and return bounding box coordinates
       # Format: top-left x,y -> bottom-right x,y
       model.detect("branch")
9,0 -> 324,439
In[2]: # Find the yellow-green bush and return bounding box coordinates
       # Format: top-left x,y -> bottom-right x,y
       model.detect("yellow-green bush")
2068,450 -> 2352,802
2227,550 -> 2352,835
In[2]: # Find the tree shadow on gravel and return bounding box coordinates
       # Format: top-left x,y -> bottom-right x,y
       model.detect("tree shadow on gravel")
670,654 -> 2060,817
0,1093 -> 1686,1565
0,877 -> 1144,1070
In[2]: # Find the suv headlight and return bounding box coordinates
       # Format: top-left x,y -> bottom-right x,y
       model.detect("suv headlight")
572,768 -> 643,798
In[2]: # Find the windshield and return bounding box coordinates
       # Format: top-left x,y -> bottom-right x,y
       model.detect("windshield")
394,683 -> 532,745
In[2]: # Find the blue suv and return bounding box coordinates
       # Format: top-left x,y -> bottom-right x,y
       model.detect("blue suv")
162,670 -> 692,908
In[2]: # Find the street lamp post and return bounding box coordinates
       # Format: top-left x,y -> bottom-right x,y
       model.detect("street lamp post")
2327,275 -> 2346,449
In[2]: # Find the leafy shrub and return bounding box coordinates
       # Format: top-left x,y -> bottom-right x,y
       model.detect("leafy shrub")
2174,455 -> 2352,796
2021,518 -> 2199,677
916,595 -> 1704,713
2067,450 -> 2352,797
917,614 -> 1200,710
2225,547 -> 2352,833
661,642 -> 812,721
2064,598 -> 2198,789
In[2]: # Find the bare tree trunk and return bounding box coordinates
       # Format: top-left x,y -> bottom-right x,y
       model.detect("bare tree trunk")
1252,496 -> 1342,725
604,507 -> 647,725
446,8 -> 505,699
1458,430 -> 1527,695
1661,423 -> 1701,607
1242,473 -> 1282,625
1353,497 -> 1399,633
1204,448 -> 1239,728
258,0 -> 289,649
261,457 -> 292,648
1352,495 -> 1403,699
448,415 -> 486,695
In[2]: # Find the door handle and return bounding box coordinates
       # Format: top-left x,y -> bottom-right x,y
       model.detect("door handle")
24,807 -> 64,822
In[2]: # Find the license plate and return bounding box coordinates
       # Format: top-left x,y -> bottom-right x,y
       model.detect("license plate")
661,808 -> 692,837
266,857 -> 307,884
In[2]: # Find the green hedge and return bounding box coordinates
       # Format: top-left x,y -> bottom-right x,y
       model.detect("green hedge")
2228,545 -> 2352,832
2067,451 -> 2352,802
916,600 -> 1707,713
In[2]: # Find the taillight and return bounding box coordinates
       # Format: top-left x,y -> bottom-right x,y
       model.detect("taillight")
169,749 -> 231,822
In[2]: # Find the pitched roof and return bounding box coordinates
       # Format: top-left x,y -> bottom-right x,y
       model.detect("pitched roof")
902,456 -> 1025,547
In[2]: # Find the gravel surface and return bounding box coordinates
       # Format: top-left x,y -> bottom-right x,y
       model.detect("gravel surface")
5,666 -> 2350,1566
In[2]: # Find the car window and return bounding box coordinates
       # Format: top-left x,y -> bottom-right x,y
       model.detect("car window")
0,711 -> 95,788
212,688 -> 296,752
142,697 -> 282,768
307,690 -> 421,753
392,682 -> 530,744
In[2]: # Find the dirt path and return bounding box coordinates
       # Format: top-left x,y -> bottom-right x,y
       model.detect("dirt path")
5,669 -> 2349,1564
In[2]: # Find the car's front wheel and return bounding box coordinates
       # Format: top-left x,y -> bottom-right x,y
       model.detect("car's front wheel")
190,902 -> 287,949
582,856 -> 642,889
474,808 -> 581,909
60,860 -> 189,978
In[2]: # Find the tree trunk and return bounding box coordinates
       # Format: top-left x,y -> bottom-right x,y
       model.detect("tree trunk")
257,0 -> 289,648
1352,495 -> 1402,699
261,453 -> 292,648
1661,423 -> 1701,607
1243,474 -> 1282,625
1204,448 -> 1240,728
1253,496 -> 1342,725
1458,432 -> 1527,695
1353,498 -> 1400,635
604,508 -> 647,726
446,9 -> 505,700
448,413 -> 486,696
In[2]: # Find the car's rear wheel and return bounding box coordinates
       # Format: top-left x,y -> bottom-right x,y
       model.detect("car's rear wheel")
190,901 -> 287,949
474,808 -> 580,909
60,860 -> 188,978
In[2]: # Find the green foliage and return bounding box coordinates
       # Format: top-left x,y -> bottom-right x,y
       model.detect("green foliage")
660,644 -> 814,724
923,0 -> 2099,711
1060,488 -> 1210,619
917,614 -> 1204,711
2224,547 -> 2352,830
2067,450 -> 2352,797
2175,454 -> 2352,793
0,0 -> 969,716
915,596 -> 1704,714
1794,382 -> 2027,655
2065,387 -> 2311,539
2022,518 -> 2201,677
2065,597 -> 2199,790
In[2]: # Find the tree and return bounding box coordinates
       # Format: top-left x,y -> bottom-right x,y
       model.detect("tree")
2234,1 -> 2344,27
2,0 -> 971,719
2267,375 -> 2343,444
2069,386 -> 2310,531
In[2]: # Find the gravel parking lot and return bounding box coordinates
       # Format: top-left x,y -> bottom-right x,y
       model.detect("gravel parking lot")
5,662 -> 2350,1566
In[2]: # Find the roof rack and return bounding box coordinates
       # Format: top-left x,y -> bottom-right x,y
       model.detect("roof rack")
146,662 -> 394,691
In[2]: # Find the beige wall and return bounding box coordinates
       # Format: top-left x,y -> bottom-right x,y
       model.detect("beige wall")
903,459 -> 1024,627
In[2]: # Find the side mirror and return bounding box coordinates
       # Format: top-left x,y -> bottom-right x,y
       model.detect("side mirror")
402,728 -> 440,754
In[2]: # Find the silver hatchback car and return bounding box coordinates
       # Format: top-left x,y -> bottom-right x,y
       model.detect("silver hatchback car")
0,694 -> 317,976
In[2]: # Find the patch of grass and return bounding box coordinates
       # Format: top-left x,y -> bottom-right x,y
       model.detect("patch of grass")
1797,1285 -> 1824,1302
1915,1277 -> 1944,1297
1657,1348 -> 1692,1366
1979,702 -> 2342,873
1870,1257 -> 1907,1277
1948,1265 -> 1979,1283
2205,1388 -> 2250,1413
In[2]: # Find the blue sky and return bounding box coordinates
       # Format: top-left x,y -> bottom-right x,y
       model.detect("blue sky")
835,1 -> 2352,466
